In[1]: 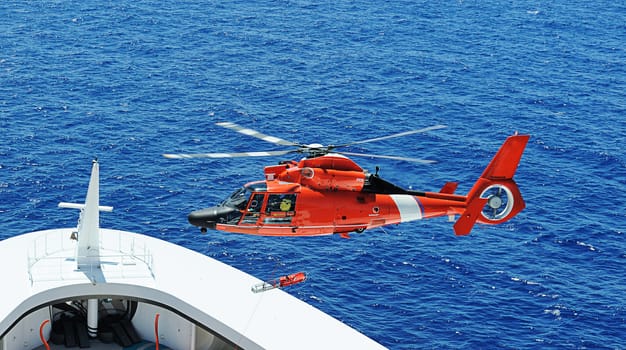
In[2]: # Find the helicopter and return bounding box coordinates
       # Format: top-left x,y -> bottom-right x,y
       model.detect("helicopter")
164,121 -> 529,238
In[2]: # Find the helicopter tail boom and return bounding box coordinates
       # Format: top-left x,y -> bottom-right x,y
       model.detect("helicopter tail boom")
453,134 -> 530,235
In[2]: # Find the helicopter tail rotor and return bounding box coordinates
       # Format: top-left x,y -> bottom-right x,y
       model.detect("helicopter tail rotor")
453,134 -> 530,235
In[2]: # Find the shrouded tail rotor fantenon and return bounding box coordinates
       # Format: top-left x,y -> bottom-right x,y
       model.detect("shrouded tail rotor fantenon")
480,184 -> 515,221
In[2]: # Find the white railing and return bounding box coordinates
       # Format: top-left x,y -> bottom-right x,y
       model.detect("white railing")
27,230 -> 154,284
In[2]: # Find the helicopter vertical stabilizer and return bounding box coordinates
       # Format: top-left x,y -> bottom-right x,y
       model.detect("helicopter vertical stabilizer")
453,134 -> 530,235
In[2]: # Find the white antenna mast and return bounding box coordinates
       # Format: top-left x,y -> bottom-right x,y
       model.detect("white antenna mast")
58,159 -> 113,270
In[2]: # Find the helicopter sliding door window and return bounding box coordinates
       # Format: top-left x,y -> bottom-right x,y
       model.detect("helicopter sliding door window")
241,193 -> 265,224
264,194 -> 297,224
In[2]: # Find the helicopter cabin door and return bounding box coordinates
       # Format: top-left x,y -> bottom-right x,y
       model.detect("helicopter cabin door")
263,194 -> 297,225
240,193 -> 265,225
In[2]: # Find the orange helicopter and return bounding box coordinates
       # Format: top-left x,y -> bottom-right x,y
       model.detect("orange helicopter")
164,122 -> 529,237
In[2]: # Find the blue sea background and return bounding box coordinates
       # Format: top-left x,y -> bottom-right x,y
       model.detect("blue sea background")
1,1 -> 625,348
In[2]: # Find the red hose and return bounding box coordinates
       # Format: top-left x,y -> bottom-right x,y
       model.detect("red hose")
154,313 -> 160,350
39,319 -> 50,350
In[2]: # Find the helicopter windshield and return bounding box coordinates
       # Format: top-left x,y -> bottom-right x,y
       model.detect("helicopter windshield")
221,187 -> 250,210
221,183 -> 267,210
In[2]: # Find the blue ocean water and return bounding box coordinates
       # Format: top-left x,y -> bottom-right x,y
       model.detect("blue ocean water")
1,1 -> 625,348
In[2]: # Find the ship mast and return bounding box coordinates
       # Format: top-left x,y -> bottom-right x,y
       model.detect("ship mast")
58,159 -> 113,337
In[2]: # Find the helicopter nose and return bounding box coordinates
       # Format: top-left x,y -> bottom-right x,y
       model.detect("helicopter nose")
188,207 -> 219,229
188,206 -> 237,230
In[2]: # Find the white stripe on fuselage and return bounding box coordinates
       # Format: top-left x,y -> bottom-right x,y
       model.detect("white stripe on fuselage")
390,195 -> 422,222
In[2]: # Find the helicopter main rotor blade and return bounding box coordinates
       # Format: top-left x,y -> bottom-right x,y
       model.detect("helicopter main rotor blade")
338,151 -> 437,164
163,150 -> 295,159
336,124 -> 447,148
216,121 -> 300,147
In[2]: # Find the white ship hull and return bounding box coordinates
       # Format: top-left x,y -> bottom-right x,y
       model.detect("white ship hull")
0,161 -> 384,350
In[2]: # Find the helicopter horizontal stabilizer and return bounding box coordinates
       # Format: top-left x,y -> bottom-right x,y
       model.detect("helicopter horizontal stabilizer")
453,134 -> 530,235
439,182 -> 458,194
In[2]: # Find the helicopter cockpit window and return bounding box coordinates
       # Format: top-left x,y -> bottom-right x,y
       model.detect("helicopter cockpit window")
221,187 -> 250,210
241,193 -> 265,224
221,182 -> 267,209
264,194 -> 297,224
